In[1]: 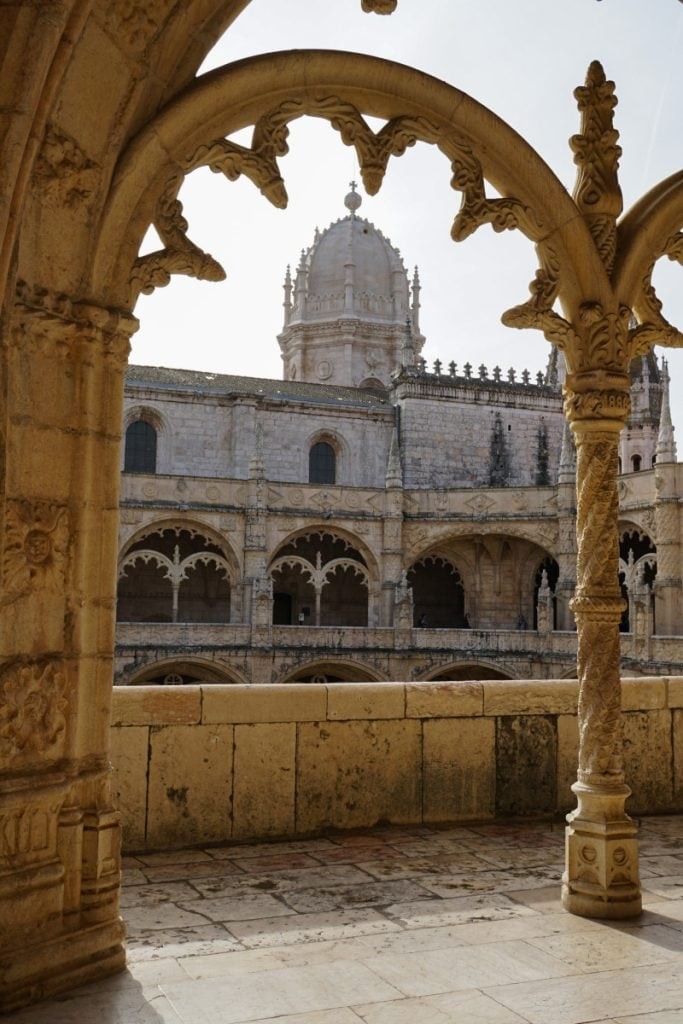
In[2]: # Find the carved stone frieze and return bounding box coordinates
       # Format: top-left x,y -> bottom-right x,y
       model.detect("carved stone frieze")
32,126 -> 99,209
2,500 -> 68,594
0,661 -> 69,768
0,798 -> 62,870
14,279 -> 136,366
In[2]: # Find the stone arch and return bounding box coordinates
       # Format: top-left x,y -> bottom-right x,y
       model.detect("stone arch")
269,527 -> 375,627
117,520 -> 239,624
120,516 -> 241,572
277,659 -> 383,684
420,660 -> 516,682
117,657 -> 247,686
618,527 -> 657,633
407,554 -> 466,628
122,404 -> 171,474
305,428 -> 349,485
92,51 -> 604,330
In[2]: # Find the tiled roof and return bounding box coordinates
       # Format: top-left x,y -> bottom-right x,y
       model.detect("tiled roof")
125,365 -> 391,409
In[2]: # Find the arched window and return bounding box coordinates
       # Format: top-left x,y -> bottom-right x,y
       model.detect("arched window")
309,441 -> 336,484
631,454 -> 641,472
124,420 -> 157,473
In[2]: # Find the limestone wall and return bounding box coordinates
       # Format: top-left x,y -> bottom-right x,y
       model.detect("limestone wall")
110,678 -> 683,852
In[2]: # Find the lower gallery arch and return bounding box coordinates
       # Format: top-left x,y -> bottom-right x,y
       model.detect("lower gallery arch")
422,661 -> 515,682
278,660 -> 383,683
118,657 -> 247,686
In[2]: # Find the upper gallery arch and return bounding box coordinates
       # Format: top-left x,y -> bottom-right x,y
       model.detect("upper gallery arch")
92,50 -> 599,327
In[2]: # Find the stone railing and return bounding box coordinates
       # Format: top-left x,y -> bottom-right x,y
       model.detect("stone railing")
110,677 -> 683,852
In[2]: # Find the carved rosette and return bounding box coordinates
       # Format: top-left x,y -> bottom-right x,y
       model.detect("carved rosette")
3,500 -> 68,594
32,126 -> 99,210
0,661 -> 69,769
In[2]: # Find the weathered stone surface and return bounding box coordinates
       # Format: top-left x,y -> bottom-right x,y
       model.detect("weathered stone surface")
496,715 -> 557,816
668,677 -> 683,708
202,685 -> 327,724
623,710 -> 674,814
111,685 -> 201,726
674,710 -> 683,806
296,720 -> 422,832
327,683 -> 405,720
423,717 -> 495,822
110,725 -> 149,849
147,724 -> 233,848
406,681 -> 483,718
233,723 -> 296,838
621,677 -> 666,711
556,714 -> 579,813
483,682 -> 577,717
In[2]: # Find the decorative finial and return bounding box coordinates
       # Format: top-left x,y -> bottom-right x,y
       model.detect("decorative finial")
344,180 -> 362,215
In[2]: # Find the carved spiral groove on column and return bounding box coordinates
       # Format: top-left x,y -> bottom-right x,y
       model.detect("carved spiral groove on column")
572,429 -> 624,781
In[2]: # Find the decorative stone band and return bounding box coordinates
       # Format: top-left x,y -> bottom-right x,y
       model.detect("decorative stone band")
13,278 -> 138,366
563,373 -> 631,427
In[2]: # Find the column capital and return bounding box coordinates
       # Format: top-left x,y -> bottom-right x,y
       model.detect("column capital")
563,369 -> 631,430
13,279 -> 138,367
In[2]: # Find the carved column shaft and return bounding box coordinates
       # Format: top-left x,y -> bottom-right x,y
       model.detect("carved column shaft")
653,465 -> 682,635
562,370 -> 640,920
0,287 -> 136,1010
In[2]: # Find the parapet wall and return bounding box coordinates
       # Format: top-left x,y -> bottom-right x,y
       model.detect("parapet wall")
110,678 -> 683,852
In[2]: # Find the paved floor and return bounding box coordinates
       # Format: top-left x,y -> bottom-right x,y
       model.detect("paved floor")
8,816 -> 683,1024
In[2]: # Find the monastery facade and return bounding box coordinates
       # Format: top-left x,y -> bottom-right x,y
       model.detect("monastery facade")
115,190 -> 683,686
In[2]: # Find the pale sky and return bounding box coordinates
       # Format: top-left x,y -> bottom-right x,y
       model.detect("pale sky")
133,0 -> 683,441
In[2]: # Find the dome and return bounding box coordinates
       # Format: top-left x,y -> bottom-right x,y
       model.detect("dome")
279,188 -> 424,388
290,204 -> 410,326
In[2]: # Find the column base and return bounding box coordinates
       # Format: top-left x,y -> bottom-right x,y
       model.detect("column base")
0,916 -> 125,1013
561,781 -> 642,920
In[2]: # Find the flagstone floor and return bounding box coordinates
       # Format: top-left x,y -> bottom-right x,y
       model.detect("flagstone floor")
8,815 -> 683,1024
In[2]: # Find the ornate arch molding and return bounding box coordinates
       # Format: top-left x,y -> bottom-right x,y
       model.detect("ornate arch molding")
614,170 -> 683,352
92,50 -> 603,325
119,516 -> 241,576
269,523 -> 379,581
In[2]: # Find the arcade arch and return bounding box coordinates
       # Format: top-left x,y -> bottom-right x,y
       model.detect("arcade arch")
270,529 -> 372,626
117,523 -> 238,623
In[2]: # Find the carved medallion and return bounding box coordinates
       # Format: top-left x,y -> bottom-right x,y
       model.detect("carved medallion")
3,500 -> 68,592
0,662 -> 68,768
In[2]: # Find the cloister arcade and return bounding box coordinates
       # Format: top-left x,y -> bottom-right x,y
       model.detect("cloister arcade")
3,0 -> 683,1009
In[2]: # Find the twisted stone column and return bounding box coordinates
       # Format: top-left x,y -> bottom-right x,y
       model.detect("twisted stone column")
562,371 -> 641,919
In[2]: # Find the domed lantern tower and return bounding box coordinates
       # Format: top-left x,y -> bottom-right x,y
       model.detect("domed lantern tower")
278,184 -> 424,388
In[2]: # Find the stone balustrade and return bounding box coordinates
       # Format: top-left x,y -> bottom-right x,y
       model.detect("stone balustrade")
110,677 -> 683,853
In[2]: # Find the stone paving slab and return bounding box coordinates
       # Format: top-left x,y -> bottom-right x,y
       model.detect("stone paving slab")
4,815 -> 683,1024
